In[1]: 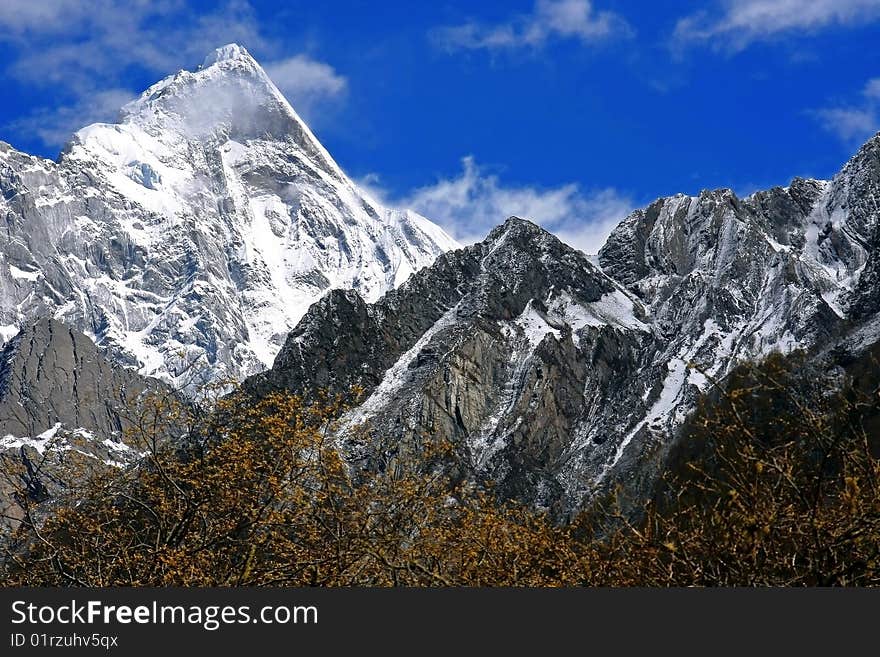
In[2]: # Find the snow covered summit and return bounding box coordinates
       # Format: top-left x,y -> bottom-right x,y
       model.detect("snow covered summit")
202,43 -> 251,66
0,44 -> 458,388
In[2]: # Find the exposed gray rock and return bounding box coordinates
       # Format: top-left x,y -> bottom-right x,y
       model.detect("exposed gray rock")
0,318 -> 164,439
248,217 -> 653,514
0,319 -> 172,534
250,133 -> 880,517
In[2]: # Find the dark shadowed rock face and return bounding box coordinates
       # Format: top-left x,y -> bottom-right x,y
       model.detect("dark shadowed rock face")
0,318 -> 165,439
0,319 -> 172,532
841,135 -> 880,320
248,217 -> 654,514
247,218 -> 614,400
249,133 -> 880,517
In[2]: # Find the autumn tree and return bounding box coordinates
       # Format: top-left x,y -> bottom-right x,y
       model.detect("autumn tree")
0,389 -> 593,586
595,354 -> 880,586
2,351 -> 878,587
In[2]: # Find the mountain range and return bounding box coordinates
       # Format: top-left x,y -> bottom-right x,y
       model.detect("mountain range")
2,44 -> 879,517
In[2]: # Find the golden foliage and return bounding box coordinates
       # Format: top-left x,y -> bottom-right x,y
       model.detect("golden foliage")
0,391 -> 593,586
591,355 -> 880,586
1,353 -> 878,587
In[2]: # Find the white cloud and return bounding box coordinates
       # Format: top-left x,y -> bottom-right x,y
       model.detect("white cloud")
8,88 -> 135,148
0,1 -> 346,149
674,0 -> 880,52
1,1 -> 247,88
433,0 -> 631,52
814,108 -> 878,143
365,157 -> 632,254
813,78 -> 880,144
264,55 -> 348,117
0,0 -> 93,33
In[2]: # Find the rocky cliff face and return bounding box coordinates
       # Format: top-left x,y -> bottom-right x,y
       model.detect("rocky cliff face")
247,217 -> 656,513
251,133 -> 880,516
0,319 -> 173,532
0,318 -> 167,440
0,44 -> 456,390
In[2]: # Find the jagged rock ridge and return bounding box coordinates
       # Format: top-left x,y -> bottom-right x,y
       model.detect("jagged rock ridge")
251,132 -> 880,515
0,318 -> 166,440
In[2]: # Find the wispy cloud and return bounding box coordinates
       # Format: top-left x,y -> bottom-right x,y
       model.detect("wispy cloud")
0,0 -> 115,34
364,157 -> 632,253
7,88 -> 135,149
673,0 -> 880,52
264,55 -> 348,118
1,1 -> 263,92
813,77 -> 880,144
432,0 -> 631,53
0,0 -> 346,149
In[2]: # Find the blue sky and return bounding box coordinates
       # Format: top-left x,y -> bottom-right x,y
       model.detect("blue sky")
1,0 -> 879,250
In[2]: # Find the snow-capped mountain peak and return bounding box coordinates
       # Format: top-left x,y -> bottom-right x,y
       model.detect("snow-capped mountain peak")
202,42 -> 253,67
70,42 -> 345,183
0,45 -> 458,389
